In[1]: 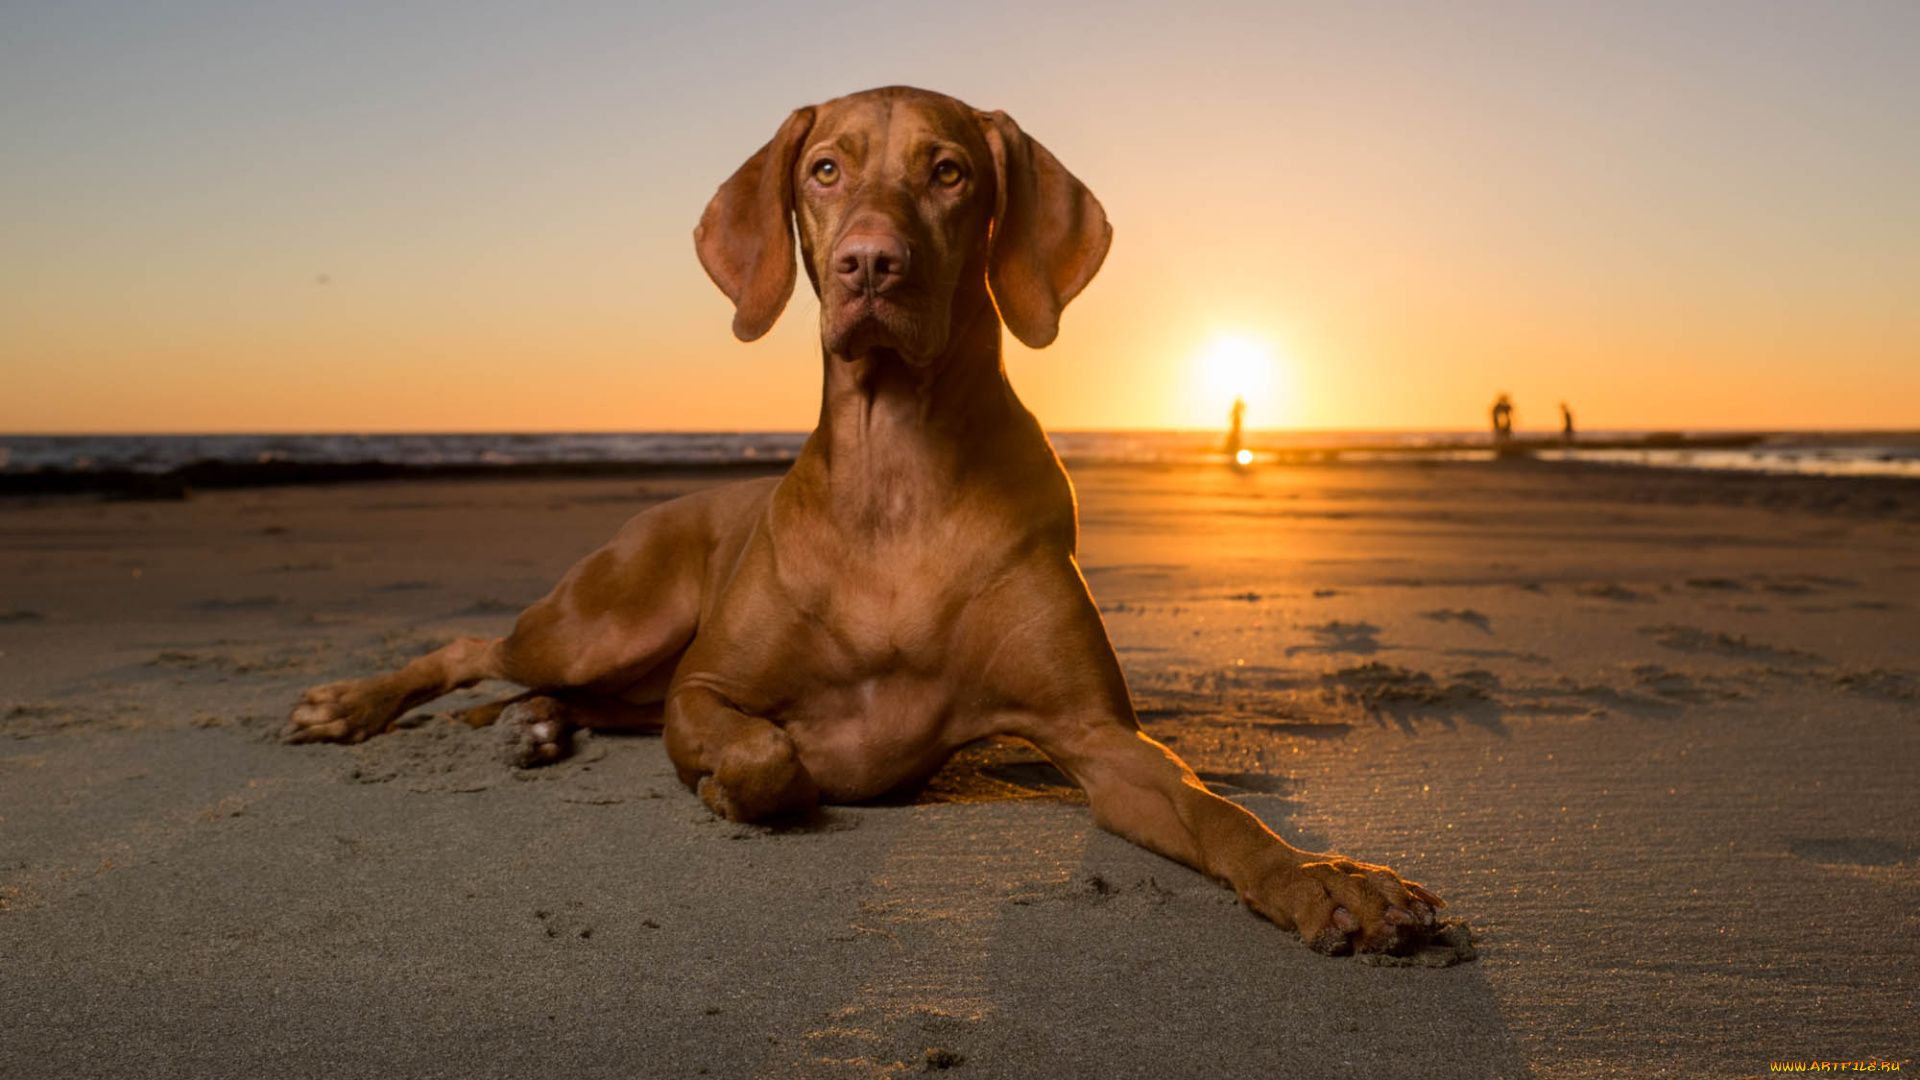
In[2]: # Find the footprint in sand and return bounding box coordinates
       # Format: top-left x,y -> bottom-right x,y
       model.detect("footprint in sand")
1321,662 -> 1493,710
1577,583 -> 1648,602
1757,573 -> 1858,596
1638,624 -> 1825,665
1420,608 -> 1492,633
1446,647 -> 1550,665
1828,669 -> 1919,701
1630,664 -> 1741,703
1285,620 -> 1382,657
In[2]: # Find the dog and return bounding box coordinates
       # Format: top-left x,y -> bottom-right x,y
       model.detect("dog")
286,86 -> 1442,955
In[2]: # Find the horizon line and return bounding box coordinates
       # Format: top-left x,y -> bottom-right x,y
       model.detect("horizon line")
6,425 -> 1918,439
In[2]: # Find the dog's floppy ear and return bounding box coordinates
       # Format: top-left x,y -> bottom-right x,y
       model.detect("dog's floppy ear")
976,110 -> 1112,349
695,107 -> 816,342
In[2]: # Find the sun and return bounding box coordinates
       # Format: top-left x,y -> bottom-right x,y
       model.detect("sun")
1175,330 -> 1301,430
1199,334 -> 1275,407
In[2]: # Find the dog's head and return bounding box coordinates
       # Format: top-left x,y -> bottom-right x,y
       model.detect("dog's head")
695,86 -> 1111,363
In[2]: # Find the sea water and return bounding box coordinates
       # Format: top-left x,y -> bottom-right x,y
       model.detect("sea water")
1,430 -> 1916,480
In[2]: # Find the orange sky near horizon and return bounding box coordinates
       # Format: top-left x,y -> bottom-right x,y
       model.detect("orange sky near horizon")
4,2 -> 1917,435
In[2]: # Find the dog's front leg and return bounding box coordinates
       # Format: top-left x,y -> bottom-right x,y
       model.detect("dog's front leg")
980,559 -> 1442,954
664,684 -> 818,823
1016,714 -> 1441,954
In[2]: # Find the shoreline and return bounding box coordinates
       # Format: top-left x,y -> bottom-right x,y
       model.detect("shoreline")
5,430 -> 1916,500
4,455 -> 1916,527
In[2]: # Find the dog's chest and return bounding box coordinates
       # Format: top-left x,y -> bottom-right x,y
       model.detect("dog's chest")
803,532 -> 990,666
781,670 -> 965,800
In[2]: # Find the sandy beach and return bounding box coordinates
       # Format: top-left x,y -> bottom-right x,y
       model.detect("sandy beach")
2,460 -> 1915,1078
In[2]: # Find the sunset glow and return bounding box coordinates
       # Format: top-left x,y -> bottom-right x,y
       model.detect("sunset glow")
3,3 -> 1916,434
1189,332 -> 1289,431
1199,335 -> 1274,411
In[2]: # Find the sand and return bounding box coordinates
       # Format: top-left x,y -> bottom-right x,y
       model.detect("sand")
2,461 -> 1915,1078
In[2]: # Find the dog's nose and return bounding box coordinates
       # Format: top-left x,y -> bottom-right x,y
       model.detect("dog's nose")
834,232 -> 910,296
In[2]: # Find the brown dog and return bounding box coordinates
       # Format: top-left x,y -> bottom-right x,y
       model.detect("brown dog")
286,86 -> 1442,955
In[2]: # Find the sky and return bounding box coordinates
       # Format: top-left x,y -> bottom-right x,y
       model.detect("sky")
3,0 -> 1917,434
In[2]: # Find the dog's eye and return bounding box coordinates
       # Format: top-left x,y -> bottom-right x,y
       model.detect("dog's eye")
810,159 -> 839,186
932,160 -> 963,187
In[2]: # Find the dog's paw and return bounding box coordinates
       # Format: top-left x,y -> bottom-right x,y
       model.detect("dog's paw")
1242,854 -> 1444,956
501,698 -> 575,767
694,727 -> 819,823
284,680 -> 404,744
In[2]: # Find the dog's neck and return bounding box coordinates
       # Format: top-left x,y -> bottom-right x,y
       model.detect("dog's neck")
797,274 -> 1044,532
817,279 -> 1008,445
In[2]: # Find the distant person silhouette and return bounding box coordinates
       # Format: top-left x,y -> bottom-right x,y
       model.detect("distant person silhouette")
1224,396 -> 1246,460
1490,394 -> 1514,444
1560,401 -> 1575,442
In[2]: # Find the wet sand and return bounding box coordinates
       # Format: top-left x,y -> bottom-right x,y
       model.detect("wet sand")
2,461 -> 1915,1078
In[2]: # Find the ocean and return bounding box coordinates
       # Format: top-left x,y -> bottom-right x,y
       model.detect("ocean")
1,430 -> 1917,481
